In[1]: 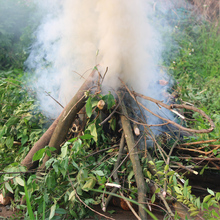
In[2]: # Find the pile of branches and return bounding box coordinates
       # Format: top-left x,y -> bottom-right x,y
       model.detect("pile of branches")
13,68 -> 217,219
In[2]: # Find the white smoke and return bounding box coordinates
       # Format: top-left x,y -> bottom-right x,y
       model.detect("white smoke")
26,0 -> 175,119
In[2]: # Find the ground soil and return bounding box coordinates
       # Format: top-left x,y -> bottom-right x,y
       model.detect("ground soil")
85,205 -> 165,220
0,205 -> 22,220
0,204 -> 165,220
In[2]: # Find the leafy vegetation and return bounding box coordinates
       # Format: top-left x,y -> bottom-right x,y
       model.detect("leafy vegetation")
0,0 -> 38,69
0,69 -> 49,169
0,1 -> 220,220
164,7 -> 220,141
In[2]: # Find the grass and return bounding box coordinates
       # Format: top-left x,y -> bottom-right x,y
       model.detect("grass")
163,10 -> 220,141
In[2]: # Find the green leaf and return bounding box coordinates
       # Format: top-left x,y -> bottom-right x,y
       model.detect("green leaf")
6,136 -> 14,148
216,192 -> 220,201
109,117 -> 116,131
92,170 -> 104,176
24,181 -> 35,220
203,194 -> 212,203
33,148 -> 45,161
68,137 -> 77,143
82,177 -> 96,192
6,117 -> 19,127
174,186 -> 182,195
87,123 -> 97,142
49,147 -> 57,152
155,188 -> 161,194
106,93 -> 115,110
55,208 -> 67,215
86,97 -> 92,118
21,135 -> 28,146
61,145 -> 68,158
207,188 -> 215,196
69,190 -> 76,201
72,160 -> 79,170
15,177 -> 24,186
5,182 -> 13,193
173,175 -> 177,185
72,139 -> 82,153
164,164 -> 169,172
108,210 -> 116,214
80,134 -> 94,140
49,203 -> 56,220
128,170 -> 134,182
151,193 -> 156,203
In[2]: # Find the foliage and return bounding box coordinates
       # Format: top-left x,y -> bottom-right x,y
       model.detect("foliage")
162,7 -> 220,142
0,0 -> 38,70
0,69 -> 49,169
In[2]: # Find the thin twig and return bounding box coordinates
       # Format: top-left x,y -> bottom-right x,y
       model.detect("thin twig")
104,133 -> 125,211
85,145 -> 119,158
180,139 -> 219,146
179,157 -> 220,161
177,145 -> 220,156
119,78 -> 215,134
171,161 -> 198,175
119,191 -> 141,220
45,91 -> 64,108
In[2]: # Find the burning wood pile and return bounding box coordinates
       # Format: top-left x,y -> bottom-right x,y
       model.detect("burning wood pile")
2,68 -> 217,219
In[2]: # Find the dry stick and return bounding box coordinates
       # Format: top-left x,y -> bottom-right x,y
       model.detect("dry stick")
120,96 -> 148,220
180,139 -> 219,146
176,145 -> 220,156
119,79 -> 173,163
120,81 -> 174,217
44,91 -> 64,108
171,161 -> 198,175
104,133 -> 125,211
120,78 -> 215,133
179,157 -> 220,161
67,172 -> 115,220
119,191 -> 141,220
133,91 -> 215,134
37,69 -> 98,173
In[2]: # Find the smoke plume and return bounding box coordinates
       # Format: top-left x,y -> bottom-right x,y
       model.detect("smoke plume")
26,0 -> 176,119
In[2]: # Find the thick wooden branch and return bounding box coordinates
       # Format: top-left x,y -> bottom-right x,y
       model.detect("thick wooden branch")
21,115 -> 61,170
21,69 -> 97,171
120,97 -> 148,220
37,69 -> 98,172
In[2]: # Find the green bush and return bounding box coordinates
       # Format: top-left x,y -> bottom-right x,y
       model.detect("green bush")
0,69 -> 49,167
164,11 -> 220,140
0,0 -> 37,70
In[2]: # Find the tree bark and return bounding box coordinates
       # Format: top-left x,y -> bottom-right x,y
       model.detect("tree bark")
37,69 -> 98,172
21,69 -> 98,171
120,98 -> 148,220
21,116 -> 61,170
